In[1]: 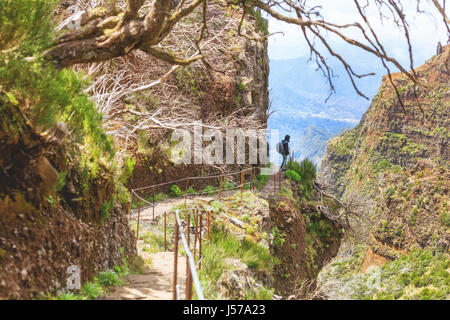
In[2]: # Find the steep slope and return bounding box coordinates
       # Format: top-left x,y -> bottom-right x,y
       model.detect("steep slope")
117,4 -> 270,194
0,1 -> 136,299
320,45 -> 449,257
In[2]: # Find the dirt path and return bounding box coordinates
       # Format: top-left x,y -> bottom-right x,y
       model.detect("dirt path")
261,170 -> 282,197
107,177 -> 281,300
105,249 -> 186,300
133,190 -> 243,222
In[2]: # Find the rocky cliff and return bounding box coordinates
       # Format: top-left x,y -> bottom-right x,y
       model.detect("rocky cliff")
319,45 -> 449,258
122,4 -> 270,194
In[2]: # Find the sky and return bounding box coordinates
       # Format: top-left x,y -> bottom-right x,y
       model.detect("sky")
265,1 -> 448,165
268,0 -> 449,67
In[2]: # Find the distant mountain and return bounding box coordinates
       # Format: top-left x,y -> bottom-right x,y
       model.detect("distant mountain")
268,55 -> 383,167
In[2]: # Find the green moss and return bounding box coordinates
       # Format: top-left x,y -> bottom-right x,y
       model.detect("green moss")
285,170 -> 300,182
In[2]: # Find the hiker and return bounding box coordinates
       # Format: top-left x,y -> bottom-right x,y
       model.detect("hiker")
437,41 -> 443,55
279,135 -> 290,172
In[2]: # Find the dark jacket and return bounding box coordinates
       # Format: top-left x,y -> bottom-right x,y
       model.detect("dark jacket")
281,139 -> 289,155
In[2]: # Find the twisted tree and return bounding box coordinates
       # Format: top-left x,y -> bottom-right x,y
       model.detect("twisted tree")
48,0 -> 449,100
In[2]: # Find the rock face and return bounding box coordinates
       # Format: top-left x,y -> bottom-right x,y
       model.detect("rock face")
0,97 -> 136,299
127,6 -> 270,195
319,45 -> 450,257
268,190 -> 342,296
216,258 -> 257,299
0,206 -> 135,299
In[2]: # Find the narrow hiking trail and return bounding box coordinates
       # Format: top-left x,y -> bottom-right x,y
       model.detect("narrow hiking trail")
261,170 -> 282,197
106,171 -> 282,300
105,250 -> 186,300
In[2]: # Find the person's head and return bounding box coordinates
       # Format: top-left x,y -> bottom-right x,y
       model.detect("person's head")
285,135 -> 290,142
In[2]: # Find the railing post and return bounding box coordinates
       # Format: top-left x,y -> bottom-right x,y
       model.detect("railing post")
279,169 -> 281,190
136,199 -> 141,246
193,209 -> 198,263
164,211 -> 167,251
185,179 -> 189,206
199,211 -> 203,270
240,170 -> 244,196
152,186 -> 155,220
186,211 -> 191,300
207,211 -> 210,241
173,217 -> 179,300
218,175 -> 223,200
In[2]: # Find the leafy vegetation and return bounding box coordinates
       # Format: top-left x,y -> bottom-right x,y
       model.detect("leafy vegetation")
271,227 -> 285,248
285,170 -> 300,182
44,251 -> 132,300
256,173 -> 269,190
250,7 -> 269,35
203,185 -> 216,195
170,184 -> 183,197
286,158 -> 316,200
199,223 -> 277,299
0,0 -> 123,223
321,248 -> 450,300
223,180 -> 235,190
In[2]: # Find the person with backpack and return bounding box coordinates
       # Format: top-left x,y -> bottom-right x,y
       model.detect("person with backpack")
437,41 -> 443,55
277,135 -> 290,172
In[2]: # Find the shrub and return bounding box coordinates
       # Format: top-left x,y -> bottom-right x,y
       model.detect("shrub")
98,270 -> 122,287
119,157 -> 136,184
187,186 -> 196,194
203,185 -> 215,195
211,200 -> 223,214
0,0 -> 115,192
0,0 -> 55,56
287,158 -> 316,199
285,170 -> 301,182
170,184 -> 182,197
223,181 -> 235,190
100,200 -> 113,221
81,282 -> 103,300
250,7 -> 269,35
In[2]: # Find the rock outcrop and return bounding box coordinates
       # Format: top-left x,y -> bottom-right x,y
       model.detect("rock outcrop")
319,45 -> 450,257
126,5 -> 270,195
